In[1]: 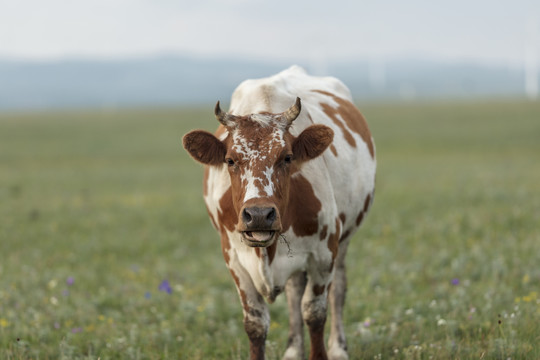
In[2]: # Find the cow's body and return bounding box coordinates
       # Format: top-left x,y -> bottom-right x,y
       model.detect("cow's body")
183,66 -> 376,360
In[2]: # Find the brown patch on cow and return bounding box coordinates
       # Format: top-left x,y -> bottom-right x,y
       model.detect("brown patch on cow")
267,243 -> 277,264
282,174 -> 321,237
330,144 -> 338,156
339,213 -> 346,225
355,211 -> 364,227
319,225 -> 328,241
327,218 -> 341,269
318,101 -> 356,148
364,193 -> 372,212
340,229 -> 351,243
312,89 -> 375,158
218,187 -> 237,232
356,193 -> 372,226
355,193 -> 373,226
313,284 -> 325,296
220,234 -> 232,265
253,242 -> 277,265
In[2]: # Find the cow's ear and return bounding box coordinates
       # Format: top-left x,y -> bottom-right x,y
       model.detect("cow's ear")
292,125 -> 334,162
183,130 -> 226,166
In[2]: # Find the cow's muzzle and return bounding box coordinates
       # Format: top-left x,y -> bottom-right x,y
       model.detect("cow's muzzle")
239,206 -> 280,247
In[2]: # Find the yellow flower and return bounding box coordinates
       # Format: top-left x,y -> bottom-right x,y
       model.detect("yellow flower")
522,274 -> 530,284
0,318 -> 9,328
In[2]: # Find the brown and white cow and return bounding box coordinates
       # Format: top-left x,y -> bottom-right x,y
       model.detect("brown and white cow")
183,66 -> 376,360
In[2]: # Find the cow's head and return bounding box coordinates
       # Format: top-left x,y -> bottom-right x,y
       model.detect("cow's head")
183,98 -> 333,247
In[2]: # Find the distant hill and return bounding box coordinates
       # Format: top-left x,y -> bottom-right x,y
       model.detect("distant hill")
0,56 -> 532,111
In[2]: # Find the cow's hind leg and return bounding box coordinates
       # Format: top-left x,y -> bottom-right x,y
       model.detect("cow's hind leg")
328,237 -> 351,360
283,271 -> 307,360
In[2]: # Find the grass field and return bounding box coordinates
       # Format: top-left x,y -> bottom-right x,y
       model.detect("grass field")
1,99 -> 539,359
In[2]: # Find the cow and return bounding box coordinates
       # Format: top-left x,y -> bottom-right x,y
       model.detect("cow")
182,65 -> 376,360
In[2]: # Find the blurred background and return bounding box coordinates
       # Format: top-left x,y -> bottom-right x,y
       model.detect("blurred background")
1,0 -> 539,110
1,1 -> 540,359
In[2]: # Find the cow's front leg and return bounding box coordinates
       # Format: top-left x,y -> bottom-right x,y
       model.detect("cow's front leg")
302,276 -> 330,360
228,266 -> 269,360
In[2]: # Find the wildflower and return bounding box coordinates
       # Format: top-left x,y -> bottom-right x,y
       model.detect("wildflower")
437,319 -> 447,326
71,327 -> 83,334
159,280 -> 172,294
405,308 -> 414,315
145,292 -> 151,299
363,317 -> 372,327
66,277 -> 74,286
0,318 -> 9,328
50,296 -> 59,306
54,322 -> 60,329
48,279 -> 57,289
451,278 -> 460,286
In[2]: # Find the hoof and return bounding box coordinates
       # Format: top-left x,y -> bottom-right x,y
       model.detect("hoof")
282,346 -> 304,360
328,346 -> 348,360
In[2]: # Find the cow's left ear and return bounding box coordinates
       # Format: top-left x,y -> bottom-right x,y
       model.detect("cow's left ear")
292,125 -> 334,162
183,130 -> 226,166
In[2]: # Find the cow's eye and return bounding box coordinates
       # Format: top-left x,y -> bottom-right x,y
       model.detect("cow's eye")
284,154 -> 292,164
226,158 -> 235,166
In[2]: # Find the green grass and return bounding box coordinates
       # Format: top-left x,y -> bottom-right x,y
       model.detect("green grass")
1,99 -> 539,359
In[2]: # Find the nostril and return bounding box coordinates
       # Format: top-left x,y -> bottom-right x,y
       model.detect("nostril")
266,208 -> 276,222
242,208 -> 253,223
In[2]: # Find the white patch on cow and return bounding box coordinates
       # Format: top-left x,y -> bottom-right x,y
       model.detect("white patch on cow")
218,129 -> 228,141
273,128 -> 285,147
262,166 -> 274,196
241,169 -> 262,202
250,113 -> 272,126
232,131 -> 260,161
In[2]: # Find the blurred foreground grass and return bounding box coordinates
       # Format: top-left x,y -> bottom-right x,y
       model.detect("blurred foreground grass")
1,100 -> 539,359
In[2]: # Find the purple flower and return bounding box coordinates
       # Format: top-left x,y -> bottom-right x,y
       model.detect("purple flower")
66,277 -> 74,286
159,280 -> 172,294
54,322 -> 60,329
451,278 -> 460,286
145,291 -> 151,299
71,327 -> 82,334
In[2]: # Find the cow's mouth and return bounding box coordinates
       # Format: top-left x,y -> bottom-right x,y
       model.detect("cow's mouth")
242,231 -> 277,247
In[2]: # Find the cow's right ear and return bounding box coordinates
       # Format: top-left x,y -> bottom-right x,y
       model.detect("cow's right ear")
183,130 -> 226,166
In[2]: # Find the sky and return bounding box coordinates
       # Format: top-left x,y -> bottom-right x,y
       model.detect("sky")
1,0 -> 539,67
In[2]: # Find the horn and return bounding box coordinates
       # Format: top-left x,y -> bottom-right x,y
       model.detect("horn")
215,101 -> 238,128
283,97 -> 302,126
214,101 -> 227,126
